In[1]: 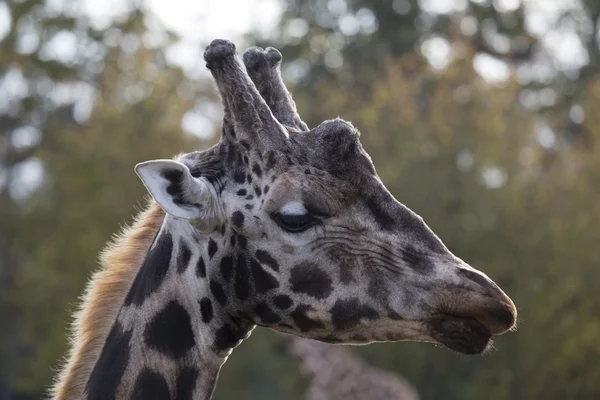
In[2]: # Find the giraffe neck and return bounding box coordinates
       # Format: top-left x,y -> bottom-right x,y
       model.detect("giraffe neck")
84,219 -> 251,400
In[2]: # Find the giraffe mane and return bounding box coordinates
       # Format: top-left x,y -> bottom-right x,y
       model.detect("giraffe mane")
49,200 -> 164,400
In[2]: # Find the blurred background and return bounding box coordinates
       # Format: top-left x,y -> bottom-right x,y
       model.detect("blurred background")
1,0 -> 600,399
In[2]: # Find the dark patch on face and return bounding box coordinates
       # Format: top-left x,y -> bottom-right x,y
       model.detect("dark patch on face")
175,367 -> 199,400
290,305 -> 325,332
234,256 -> 250,301
254,186 -> 262,197
325,249 -> 357,285
196,256 -> 206,278
246,173 -> 253,184
85,321 -> 132,400
231,211 -> 245,229
243,155 -> 249,165
236,188 -> 247,196
255,249 -> 279,272
273,295 -> 293,310
177,241 -> 192,274
210,280 -> 227,306
366,267 -> 390,306
214,324 -> 245,351
144,300 -> 195,359
130,368 -> 171,400
315,335 -> 343,344
304,169 -> 311,175
124,233 -> 173,307
365,196 -> 395,231
330,298 -> 379,330
244,204 -> 253,210
252,163 -> 262,178
219,255 -> 234,283
199,297 -> 213,323
250,258 -> 280,293
401,244 -> 434,274
233,170 -> 246,183
289,262 -> 333,299
208,238 -> 218,259
458,268 -> 490,288
255,302 -> 281,324
340,265 -> 354,284
237,235 -> 247,250
265,151 -> 277,170
263,185 -> 270,194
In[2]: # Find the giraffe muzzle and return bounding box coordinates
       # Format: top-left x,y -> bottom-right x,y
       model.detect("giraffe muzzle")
428,272 -> 517,354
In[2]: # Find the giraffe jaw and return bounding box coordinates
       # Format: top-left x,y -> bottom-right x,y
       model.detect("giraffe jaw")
428,315 -> 493,355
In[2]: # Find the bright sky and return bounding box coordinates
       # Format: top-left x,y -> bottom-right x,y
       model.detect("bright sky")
144,0 -> 282,78
38,0 -> 282,77
145,0 -> 282,40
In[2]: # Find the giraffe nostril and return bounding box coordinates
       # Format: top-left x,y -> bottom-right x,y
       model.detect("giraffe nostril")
458,268 -> 492,289
494,303 -> 517,330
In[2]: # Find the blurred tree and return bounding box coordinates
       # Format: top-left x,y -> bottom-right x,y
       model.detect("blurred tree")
259,0 -> 535,85
0,0 -> 211,397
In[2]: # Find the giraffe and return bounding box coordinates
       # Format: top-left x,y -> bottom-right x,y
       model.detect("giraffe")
50,39 -> 517,400
286,336 -> 420,400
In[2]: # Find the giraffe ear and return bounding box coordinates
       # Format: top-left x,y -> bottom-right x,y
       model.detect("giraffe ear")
135,159 -> 215,220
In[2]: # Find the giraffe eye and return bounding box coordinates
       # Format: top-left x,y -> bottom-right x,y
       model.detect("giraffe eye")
272,212 -> 318,233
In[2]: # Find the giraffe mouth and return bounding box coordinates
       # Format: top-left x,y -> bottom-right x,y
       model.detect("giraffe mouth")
428,315 -> 493,355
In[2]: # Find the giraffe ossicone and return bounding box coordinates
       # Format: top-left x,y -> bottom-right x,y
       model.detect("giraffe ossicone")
53,39 -> 517,400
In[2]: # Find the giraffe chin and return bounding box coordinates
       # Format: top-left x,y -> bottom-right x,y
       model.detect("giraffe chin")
428,315 -> 493,355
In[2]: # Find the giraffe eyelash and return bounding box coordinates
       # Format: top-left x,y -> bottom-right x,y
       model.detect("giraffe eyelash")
271,211 -> 320,233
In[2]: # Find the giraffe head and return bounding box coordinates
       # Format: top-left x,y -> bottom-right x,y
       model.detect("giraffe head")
135,40 -> 516,356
